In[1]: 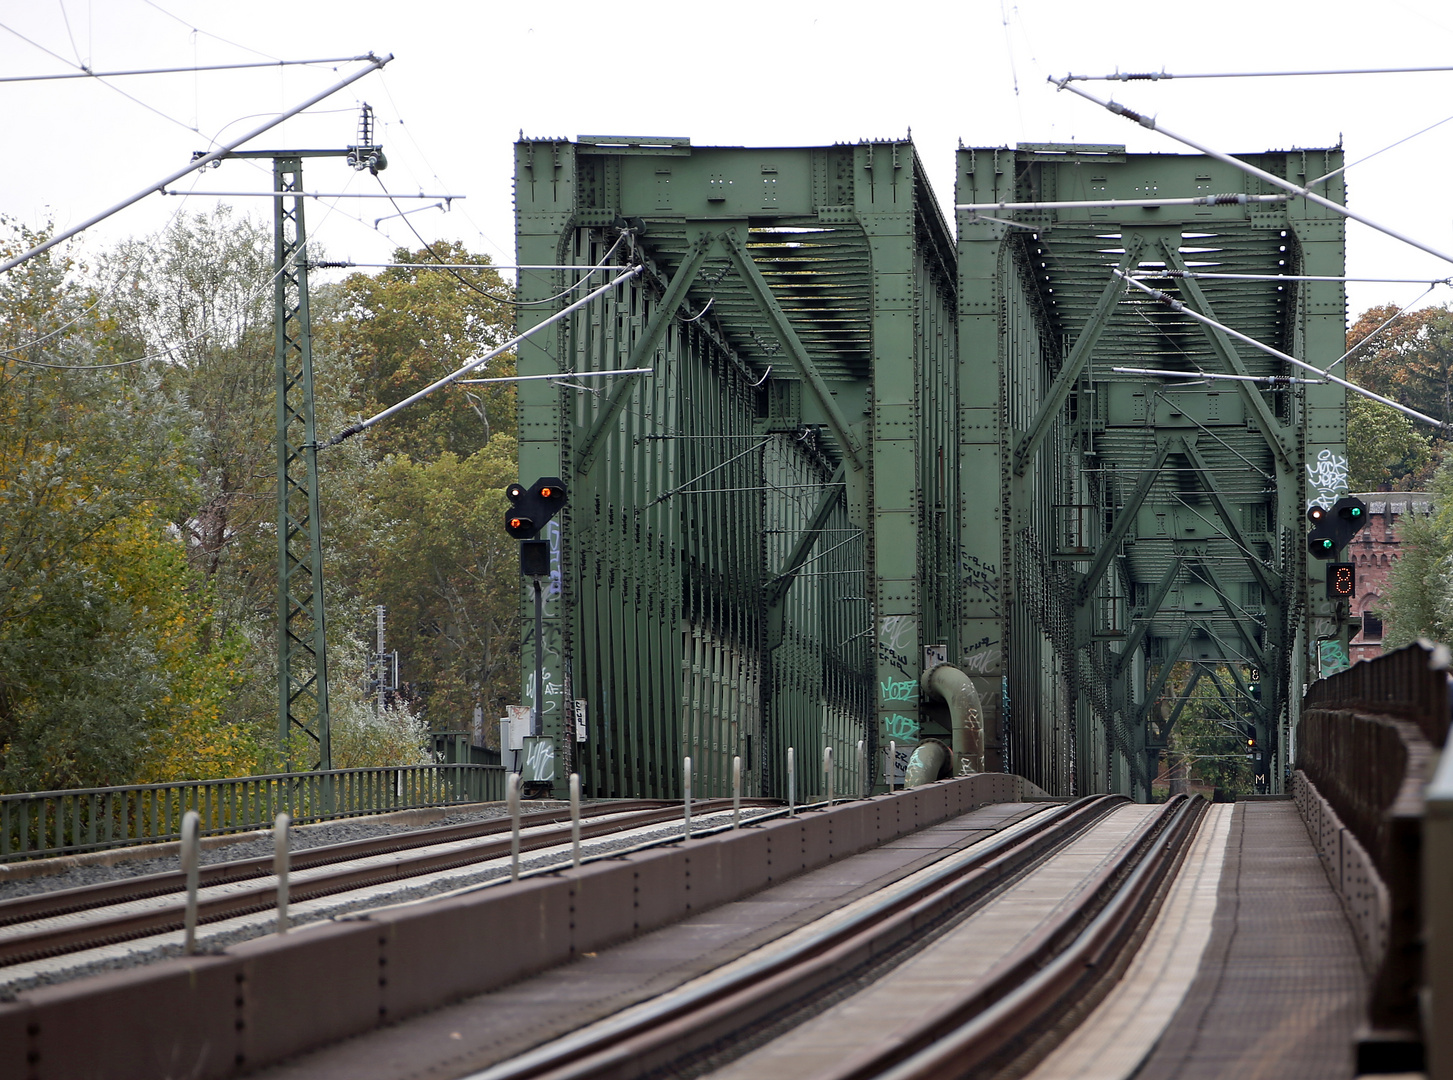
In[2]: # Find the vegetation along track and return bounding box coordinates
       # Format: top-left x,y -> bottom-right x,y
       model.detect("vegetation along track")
0,798 -> 775,966
471,793 -> 1205,1080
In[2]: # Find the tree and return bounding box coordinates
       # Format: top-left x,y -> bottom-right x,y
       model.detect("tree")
365,438 -> 522,736
1382,454 -> 1453,648
333,245 -> 516,462
0,220 -> 245,790
1158,663 -> 1254,796
1346,393 -> 1433,492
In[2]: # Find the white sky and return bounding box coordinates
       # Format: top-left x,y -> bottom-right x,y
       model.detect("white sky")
6,0 -> 1453,320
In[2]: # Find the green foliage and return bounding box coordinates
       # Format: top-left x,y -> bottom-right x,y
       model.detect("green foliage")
1158,663 -> 1255,796
0,216 -> 520,791
367,439 -> 522,735
1346,393 -> 1433,493
1382,456 -> 1453,648
335,244 -> 516,461
0,222 -> 245,791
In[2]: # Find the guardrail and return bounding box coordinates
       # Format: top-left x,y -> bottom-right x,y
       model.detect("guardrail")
1299,638 -> 1451,1074
1,764 -> 506,862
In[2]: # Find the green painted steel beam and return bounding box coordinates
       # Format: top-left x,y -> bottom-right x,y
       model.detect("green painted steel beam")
1158,241 -> 1295,471
1114,557 -> 1184,677
1136,621 -> 1196,728
1178,436 -> 1282,604
1160,666 -> 1204,738
273,155 -> 330,772
1077,440 -> 1172,605
1012,238 -> 1145,476
766,463 -> 848,607
574,233 -> 713,476
722,230 -> 866,472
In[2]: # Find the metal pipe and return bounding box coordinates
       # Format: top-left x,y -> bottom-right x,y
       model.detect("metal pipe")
904,740 -> 951,788
824,747 -> 834,807
683,757 -> 693,840
570,774 -> 582,868
922,665 -> 985,775
787,747 -> 796,817
326,266 -> 642,445
0,54 -> 392,275
857,740 -> 866,798
180,810 -> 200,954
507,774 -> 521,881
532,579 -> 544,738
732,756 -> 741,828
889,741 -> 897,792
1116,271 -> 1447,428
274,812 -> 291,934
1056,79 -> 1453,271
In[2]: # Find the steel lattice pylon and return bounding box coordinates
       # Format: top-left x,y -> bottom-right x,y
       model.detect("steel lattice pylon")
273,156 -> 331,770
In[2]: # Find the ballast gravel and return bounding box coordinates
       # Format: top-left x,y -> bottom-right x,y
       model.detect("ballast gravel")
0,803 -> 782,996
0,801 -> 569,901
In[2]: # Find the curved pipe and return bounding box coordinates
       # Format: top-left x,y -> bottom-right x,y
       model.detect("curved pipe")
904,739 -> 951,788
921,664 -> 984,775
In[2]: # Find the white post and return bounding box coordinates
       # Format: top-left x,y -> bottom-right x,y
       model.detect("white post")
180,810 -> 200,954
274,812 -> 291,934
683,757 -> 693,841
889,741 -> 897,792
732,755 -> 742,829
857,739 -> 865,799
569,773 -> 582,869
824,746 -> 834,808
507,773 -> 522,881
788,747 -> 796,817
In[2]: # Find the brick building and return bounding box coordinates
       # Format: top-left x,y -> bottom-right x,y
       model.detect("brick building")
1346,492 -> 1431,663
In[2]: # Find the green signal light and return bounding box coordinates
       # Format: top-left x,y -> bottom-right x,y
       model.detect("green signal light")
1320,539 -> 1334,550
1350,507 -> 1362,517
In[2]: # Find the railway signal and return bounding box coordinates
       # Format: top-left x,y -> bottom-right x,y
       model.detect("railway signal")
1326,561 -> 1356,600
1306,495 -> 1368,559
505,477 -> 567,540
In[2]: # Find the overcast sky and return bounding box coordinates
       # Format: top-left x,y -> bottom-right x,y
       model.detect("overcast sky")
6,0 -> 1453,320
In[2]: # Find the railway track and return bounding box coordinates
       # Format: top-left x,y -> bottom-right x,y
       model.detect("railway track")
0,798 -> 775,968
466,793 -> 1205,1080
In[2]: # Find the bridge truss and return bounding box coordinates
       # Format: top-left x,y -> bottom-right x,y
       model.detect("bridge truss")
513,136 -> 1348,799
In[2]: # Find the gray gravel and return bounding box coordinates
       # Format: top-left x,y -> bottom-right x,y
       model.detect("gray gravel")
0,801 -> 571,901
0,803 -> 783,996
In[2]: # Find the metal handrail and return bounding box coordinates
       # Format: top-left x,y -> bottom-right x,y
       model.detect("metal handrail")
0,763 -> 506,862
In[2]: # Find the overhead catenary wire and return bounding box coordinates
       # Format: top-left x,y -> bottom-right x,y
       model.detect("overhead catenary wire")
1116,270 -> 1446,428
325,265 -> 644,446
374,170 -> 626,307
1054,78 -> 1453,271
455,367 -> 653,386
1328,283 -> 1440,373
956,194 -> 1287,212
1138,271 -> 1453,285
162,190 -> 461,200
1062,65 -> 1453,80
0,53 -> 393,275
1112,366 -> 1325,386
0,55 -> 378,82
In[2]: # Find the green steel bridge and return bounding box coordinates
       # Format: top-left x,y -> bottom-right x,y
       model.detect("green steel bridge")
513,135 -> 1350,803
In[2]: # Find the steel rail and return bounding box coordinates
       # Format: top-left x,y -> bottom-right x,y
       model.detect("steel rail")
862,794 -> 1205,1080
0,799 -> 687,926
467,795 -> 1127,1080
0,799 -> 774,966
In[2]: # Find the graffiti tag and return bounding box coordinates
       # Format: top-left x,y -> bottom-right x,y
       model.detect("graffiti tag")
880,678 -> 918,702
1306,449 -> 1350,511
884,713 -> 920,741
